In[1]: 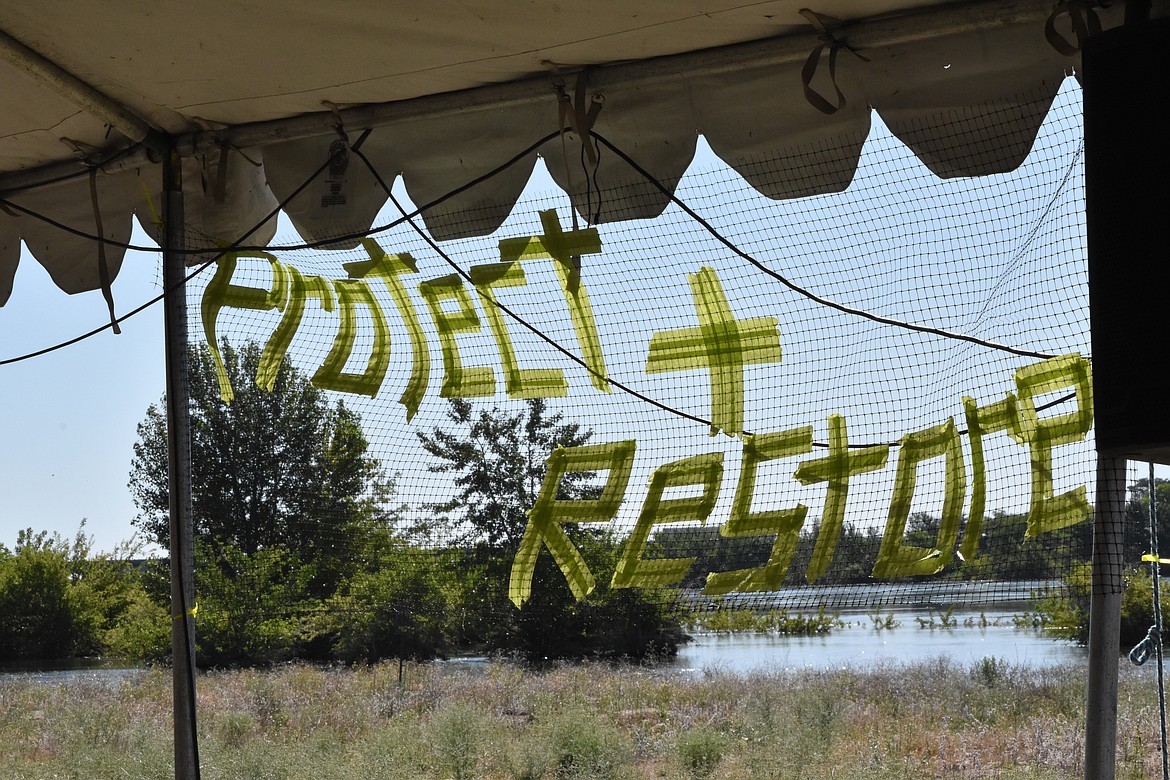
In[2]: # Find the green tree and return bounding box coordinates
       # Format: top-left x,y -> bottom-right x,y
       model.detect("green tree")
1123,477 -> 1170,565
417,398 -> 684,661
0,530 -> 75,659
417,397 -> 593,550
0,524 -> 155,661
128,341 -> 395,594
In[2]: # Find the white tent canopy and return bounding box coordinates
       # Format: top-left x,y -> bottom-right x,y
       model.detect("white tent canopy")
0,0 -> 1140,306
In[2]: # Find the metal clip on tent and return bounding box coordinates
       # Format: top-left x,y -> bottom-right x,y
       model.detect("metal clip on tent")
1045,0 -> 1104,56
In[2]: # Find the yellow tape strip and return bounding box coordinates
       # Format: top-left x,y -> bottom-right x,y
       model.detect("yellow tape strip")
418,274 -> 494,398
646,266 -> 782,438
201,251 -> 289,402
498,209 -> 611,393
612,452 -> 724,589
137,179 -> 164,233
508,440 -> 636,607
471,262 -> 568,399
794,414 -> 889,583
872,418 -> 967,579
350,241 -> 430,421
256,264 -> 336,391
1142,555 -> 1170,565
704,426 -> 813,595
311,278 -> 391,397
172,603 -> 198,621
959,393 -> 1017,561
1011,354 -> 1094,537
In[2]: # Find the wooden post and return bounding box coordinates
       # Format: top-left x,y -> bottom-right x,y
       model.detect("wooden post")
163,145 -> 200,780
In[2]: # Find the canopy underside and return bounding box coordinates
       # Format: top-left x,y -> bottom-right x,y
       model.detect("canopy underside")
0,0 -> 1142,305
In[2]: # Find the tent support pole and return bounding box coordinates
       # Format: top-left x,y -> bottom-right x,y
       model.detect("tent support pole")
1084,455 -> 1125,780
163,143 -> 200,780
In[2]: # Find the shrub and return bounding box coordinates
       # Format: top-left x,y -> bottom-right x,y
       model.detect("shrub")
1035,562 -> 1170,648
427,701 -> 493,780
676,728 -> 729,779
540,708 -> 633,780
321,545 -> 456,663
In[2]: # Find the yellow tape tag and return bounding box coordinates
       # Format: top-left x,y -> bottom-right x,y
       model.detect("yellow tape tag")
201,251 -> 290,402
471,262 -> 568,399
498,209 -> 611,393
794,414 -> 888,583
350,240 -> 429,420
173,603 -> 198,621
704,426 -> 813,595
612,452 -> 724,590
1011,353 -> 1094,537
418,274 -> 495,398
646,266 -> 782,438
1142,555 -> 1170,565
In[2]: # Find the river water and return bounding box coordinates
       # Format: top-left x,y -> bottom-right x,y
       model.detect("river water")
0,604 -> 1085,685
669,607 -> 1086,675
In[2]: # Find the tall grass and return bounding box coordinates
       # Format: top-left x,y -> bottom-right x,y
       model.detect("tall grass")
0,659 -> 1163,778
689,607 -> 841,635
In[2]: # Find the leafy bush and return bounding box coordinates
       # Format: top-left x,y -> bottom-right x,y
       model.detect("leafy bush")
194,543 -> 318,667
676,728 -> 729,779
322,545 -> 456,663
0,525 -> 155,661
1035,561 -> 1170,648
427,701 -> 493,780
539,708 -> 632,780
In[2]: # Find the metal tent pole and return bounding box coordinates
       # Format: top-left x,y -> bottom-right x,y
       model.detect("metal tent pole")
1084,455 -> 1125,780
163,145 -> 200,780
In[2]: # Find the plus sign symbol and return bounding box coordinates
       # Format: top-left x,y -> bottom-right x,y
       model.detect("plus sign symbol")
645,266 -> 782,438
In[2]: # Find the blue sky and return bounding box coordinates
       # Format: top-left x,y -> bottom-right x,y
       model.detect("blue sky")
1,92 -> 1156,556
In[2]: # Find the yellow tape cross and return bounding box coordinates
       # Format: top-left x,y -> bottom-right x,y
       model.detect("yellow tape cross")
646,266 -> 781,438
794,414 -> 889,584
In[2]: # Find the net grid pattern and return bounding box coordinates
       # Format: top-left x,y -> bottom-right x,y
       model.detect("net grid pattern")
180,81 -> 1112,615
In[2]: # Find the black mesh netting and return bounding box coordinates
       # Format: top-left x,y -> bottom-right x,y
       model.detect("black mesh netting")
176,81 -> 1130,652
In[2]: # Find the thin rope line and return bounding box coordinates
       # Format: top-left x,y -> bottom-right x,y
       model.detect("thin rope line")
350,145 -> 1081,449
4,126 -> 1085,448
0,133 -> 368,366
0,131 -> 568,256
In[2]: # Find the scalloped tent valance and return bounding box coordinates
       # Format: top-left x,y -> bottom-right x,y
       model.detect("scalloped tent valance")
0,0 -> 1138,306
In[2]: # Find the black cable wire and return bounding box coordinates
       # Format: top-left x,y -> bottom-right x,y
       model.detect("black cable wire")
350,143 -> 1083,449
1,132 -> 368,366
0,130 -> 569,256
4,123 -> 1085,447
589,131 -> 1064,363
348,144 -> 719,433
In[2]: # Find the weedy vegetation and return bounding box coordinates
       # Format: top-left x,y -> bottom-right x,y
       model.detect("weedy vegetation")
0,658 -> 1164,779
